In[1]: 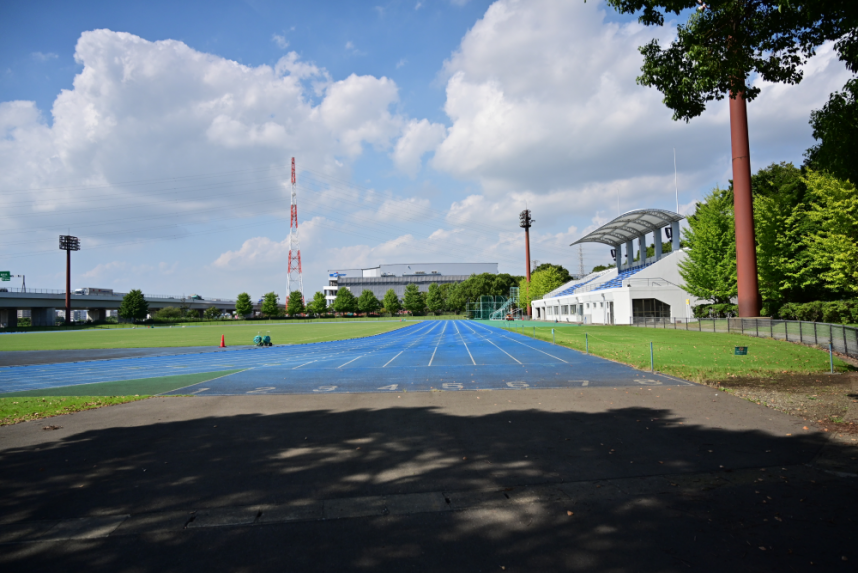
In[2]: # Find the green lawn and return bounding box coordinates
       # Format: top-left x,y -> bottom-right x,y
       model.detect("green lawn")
493,322 -> 851,382
0,395 -> 152,426
0,320 -> 412,351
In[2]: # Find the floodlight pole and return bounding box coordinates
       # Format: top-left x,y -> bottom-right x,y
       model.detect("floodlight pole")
520,209 -> 533,318
59,235 -> 80,325
729,91 -> 761,317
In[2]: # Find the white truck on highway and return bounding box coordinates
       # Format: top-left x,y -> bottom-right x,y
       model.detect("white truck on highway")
73,288 -> 114,295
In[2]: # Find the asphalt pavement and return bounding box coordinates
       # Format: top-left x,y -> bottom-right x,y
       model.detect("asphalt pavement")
1,385 -> 856,572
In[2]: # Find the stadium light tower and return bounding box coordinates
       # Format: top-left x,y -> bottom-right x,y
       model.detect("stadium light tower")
519,209 -> 533,318
59,235 -> 80,325
286,157 -> 304,303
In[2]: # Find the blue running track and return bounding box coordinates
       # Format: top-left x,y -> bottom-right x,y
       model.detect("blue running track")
0,321 -> 691,395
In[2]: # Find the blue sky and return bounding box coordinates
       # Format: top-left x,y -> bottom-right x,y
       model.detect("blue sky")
0,0 -> 850,300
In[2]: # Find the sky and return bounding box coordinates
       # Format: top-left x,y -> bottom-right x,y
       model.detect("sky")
0,0 -> 851,301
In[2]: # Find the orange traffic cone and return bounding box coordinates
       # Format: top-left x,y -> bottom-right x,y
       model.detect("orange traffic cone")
219,335 -> 226,348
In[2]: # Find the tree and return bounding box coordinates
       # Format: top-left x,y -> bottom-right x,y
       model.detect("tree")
802,170 -> 858,295
261,292 -> 282,318
604,1 -> 857,122
437,283 -> 455,312
518,267 -> 565,309
591,264 -> 616,273
445,283 -> 467,313
357,289 -> 381,315
678,188 -> 737,304
119,289 -> 149,322
306,291 -> 328,316
204,306 -> 221,320
402,284 -> 425,315
533,263 -> 572,284
235,292 -> 253,318
333,287 -> 358,314
805,79 -> 858,184
153,306 -> 182,320
605,0 -> 857,316
426,283 -> 443,315
383,288 -> 401,315
286,291 -> 305,317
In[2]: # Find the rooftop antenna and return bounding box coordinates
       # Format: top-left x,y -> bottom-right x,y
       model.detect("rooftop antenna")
673,148 -> 679,213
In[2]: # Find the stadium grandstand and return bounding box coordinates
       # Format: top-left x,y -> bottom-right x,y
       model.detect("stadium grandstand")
531,209 -> 699,325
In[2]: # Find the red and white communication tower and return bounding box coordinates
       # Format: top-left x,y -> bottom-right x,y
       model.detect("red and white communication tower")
286,157 -> 304,301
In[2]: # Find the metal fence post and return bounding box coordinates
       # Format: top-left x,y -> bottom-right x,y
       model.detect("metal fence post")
552,328 -> 555,344
755,319 -> 759,337
842,325 -> 847,355
829,343 -> 834,373
830,324 -> 833,348
770,320 -> 773,339
799,321 -> 803,345
650,342 -> 654,373
585,333 -> 589,354
814,322 -> 817,345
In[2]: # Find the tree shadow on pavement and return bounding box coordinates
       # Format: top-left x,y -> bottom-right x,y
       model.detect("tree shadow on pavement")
0,403 -> 855,572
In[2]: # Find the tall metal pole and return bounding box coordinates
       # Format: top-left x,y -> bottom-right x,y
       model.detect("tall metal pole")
520,209 -> 533,318
729,91 -> 761,317
66,249 -> 71,325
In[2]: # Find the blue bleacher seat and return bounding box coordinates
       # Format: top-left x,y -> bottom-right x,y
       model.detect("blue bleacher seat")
592,263 -> 652,291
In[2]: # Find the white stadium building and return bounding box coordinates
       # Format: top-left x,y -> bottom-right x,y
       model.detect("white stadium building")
531,209 -> 701,325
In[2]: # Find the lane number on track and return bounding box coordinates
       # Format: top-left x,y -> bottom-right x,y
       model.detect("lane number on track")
247,387 -> 276,394
442,383 -> 463,390
636,379 -> 663,386
506,381 -> 529,389
378,384 -> 399,391
313,385 -> 338,392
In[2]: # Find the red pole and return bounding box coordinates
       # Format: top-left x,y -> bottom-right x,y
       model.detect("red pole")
525,227 -> 532,318
65,248 -> 71,325
729,91 -> 761,317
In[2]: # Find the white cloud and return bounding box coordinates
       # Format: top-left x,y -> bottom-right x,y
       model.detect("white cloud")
396,58 -> 407,69
0,29 -> 408,252
271,34 -> 289,49
391,118 -> 447,177
414,2 -> 423,10
432,0 -> 850,202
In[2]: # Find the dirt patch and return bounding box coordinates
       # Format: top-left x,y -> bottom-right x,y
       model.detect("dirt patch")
715,372 -> 858,441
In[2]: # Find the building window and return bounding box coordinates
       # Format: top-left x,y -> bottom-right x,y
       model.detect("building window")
632,298 -> 671,318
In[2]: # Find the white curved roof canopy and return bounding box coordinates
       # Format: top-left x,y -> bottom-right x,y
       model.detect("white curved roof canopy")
570,209 -> 685,247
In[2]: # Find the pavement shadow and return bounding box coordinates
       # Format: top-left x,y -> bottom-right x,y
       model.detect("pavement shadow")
0,404 -> 855,572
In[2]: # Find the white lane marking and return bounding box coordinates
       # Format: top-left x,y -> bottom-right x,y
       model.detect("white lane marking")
383,351 -> 403,368
499,336 -> 568,363
581,380 -> 589,387
484,338 -> 522,364
293,360 -> 316,370
190,388 -> 210,394
337,355 -> 363,369
461,339 -> 476,365
428,346 -> 438,366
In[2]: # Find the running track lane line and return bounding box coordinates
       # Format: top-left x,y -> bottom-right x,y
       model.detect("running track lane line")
293,360 -> 316,370
454,322 -> 477,365
383,351 -> 403,368
428,346 -> 438,366
471,322 -> 568,364
483,338 -> 522,364
338,355 -> 364,369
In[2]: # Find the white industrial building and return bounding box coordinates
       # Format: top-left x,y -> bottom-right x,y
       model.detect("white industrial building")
324,263 -> 498,307
531,209 -> 700,324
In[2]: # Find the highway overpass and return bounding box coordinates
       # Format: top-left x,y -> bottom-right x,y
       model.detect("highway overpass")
0,288 -> 284,328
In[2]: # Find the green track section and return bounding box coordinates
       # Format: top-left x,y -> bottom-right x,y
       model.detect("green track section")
2,369 -> 244,397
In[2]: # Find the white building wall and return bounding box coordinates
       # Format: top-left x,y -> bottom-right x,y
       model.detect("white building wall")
532,250 -> 698,324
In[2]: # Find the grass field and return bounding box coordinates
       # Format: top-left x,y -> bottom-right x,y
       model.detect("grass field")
0,320 -> 411,351
494,322 -> 852,382
0,395 -> 152,426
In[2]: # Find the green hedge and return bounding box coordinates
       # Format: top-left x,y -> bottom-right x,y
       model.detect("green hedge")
777,300 -> 858,324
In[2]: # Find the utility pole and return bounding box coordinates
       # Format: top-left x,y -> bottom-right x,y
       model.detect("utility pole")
59,235 -> 80,325
519,209 -> 533,318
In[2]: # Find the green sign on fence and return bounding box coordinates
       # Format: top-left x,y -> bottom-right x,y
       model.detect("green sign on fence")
734,346 -> 748,356
0,271 -> 10,281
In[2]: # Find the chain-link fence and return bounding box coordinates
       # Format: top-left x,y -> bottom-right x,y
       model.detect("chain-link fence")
631,317 -> 858,359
